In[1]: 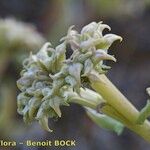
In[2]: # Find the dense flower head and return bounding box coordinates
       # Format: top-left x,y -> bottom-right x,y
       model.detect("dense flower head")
17,21 -> 122,131
17,42 -> 70,131
61,21 -> 122,91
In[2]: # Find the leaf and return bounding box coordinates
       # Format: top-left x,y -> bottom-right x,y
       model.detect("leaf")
17,92 -> 30,114
81,22 -> 98,35
96,34 -> 122,50
49,97 -> 62,117
36,101 -> 49,119
136,100 -> 150,124
77,51 -> 92,63
92,49 -> 116,65
80,38 -> 101,50
82,58 -> 93,76
65,75 -> 77,88
86,108 -> 124,135
56,42 -> 66,64
22,105 -> 30,124
51,78 -> 64,95
37,59 -> 49,72
39,116 -> 53,132
37,42 -> 51,60
68,63 -> 83,86
28,97 -> 41,120
97,23 -> 111,37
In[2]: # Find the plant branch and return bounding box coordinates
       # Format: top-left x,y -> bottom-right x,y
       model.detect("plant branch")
89,74 -> 150,142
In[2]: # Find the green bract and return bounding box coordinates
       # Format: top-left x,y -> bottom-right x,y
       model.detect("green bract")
86,107 -> 124,135
17,21 -> 122,132
137,88 -> 150,124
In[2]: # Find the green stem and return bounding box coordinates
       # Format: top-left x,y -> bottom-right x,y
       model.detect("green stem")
89,74 -> 150,142
68,88 -> 102,109
69,97 -> 97,109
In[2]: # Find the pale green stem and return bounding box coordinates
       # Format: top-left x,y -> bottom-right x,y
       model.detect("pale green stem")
69,97 -> 97,109
89,74 -> 150,142
136,100 -> 150,124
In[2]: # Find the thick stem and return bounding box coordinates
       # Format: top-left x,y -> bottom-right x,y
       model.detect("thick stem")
90,74 -> 140,123
101,105 -> 150,142
89,74 -> 150,142
68,88 -> 102,109
70,92 -> 150,142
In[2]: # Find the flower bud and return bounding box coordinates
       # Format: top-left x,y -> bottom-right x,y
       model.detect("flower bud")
17,21 -> 122,132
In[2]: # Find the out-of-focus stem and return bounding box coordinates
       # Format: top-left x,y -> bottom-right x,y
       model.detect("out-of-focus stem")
0,53 -> 9,79
0,83 -> 16,133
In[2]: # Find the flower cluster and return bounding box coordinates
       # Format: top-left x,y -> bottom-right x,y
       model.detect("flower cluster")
17,42 -> 71,131
17,21 -> 122,131
61,22 -> 122,92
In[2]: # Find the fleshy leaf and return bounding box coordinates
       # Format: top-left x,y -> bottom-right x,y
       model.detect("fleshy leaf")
80,38 -> 101,50
81,22 -> 98,35
36,42 -> 52,60
39,116 -> 53,132
65,75 -> 77,88
92,50 -> 116,65
147,88 -> 150,96
68,63 -> 83,86
49,97 -> 62,117
55,42 -> 66,70
137,100 -> 150,124
28,97 -> 41,120
86,108 -> 124,135
96,34 -> 122,50
82,58 -> 93,76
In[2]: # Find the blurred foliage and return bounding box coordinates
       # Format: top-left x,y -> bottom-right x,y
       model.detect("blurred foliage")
87,0 -> 150,17
0,18 -> 46,138
0,18 -> 45,68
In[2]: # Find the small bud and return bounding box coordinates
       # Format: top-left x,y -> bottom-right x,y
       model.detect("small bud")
55,42 -> 66,70
39,116 -> 53,132
82,59 -> 93,76
81,22 -> 98,35
96,34 -> 122,50
94,23 -> 111,38
77,51 -> 93,63
146,88 -> 150,96
36,42 -> 52,60
80,38 -> 101,50
49,96 -> 62,117
92,50 -> 116,65
65,75 -> 77,88
28,97 -> 41,120
68,63 -> 83,86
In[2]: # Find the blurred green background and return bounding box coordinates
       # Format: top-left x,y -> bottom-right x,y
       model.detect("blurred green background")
0,0 -> 150,149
